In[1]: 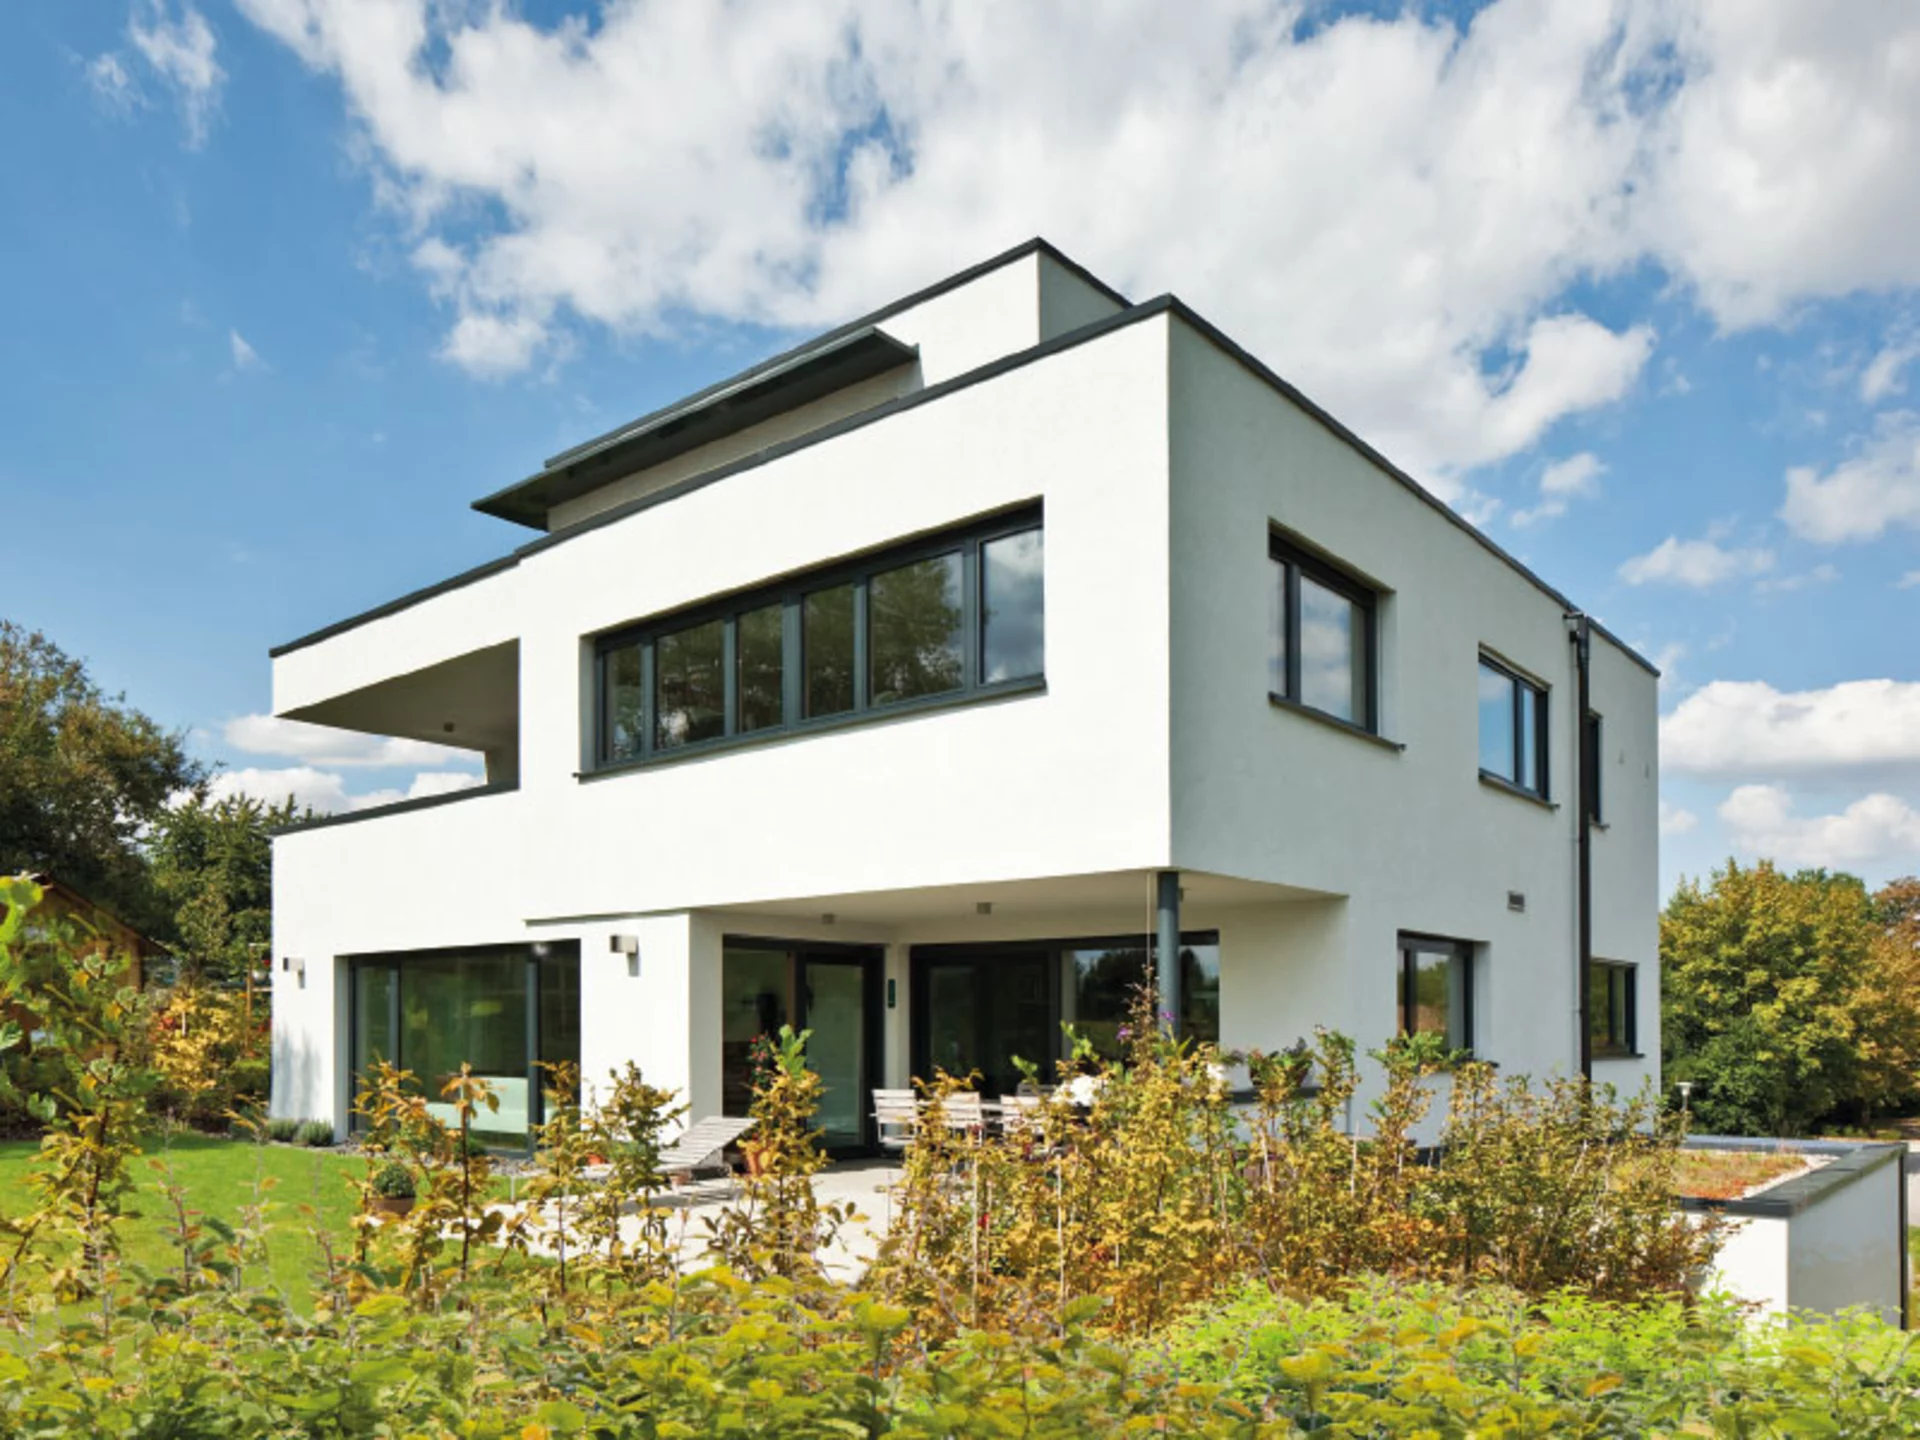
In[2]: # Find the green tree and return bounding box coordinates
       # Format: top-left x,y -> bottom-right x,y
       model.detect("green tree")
1662,860 -> 1885,1135
147,793 -> 299,986
0,621 -> 202,936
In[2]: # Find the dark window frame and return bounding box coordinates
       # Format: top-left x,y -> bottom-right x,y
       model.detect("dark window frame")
345,940 -> 581,1154
909,930 -> 1222,1091
1269,532 -> 1378,734
1397,933 -> 1475,1052
1478,654 -> 1549,798
1590,959 -> 1637,1058
591,505 -> 1043,770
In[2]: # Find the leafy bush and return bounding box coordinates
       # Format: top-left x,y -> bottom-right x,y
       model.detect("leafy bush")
264,1115 -> 301,1143
228,1056 -> 269,1102
296,1118 -> 334,1147
868,1003 -> 1715,1336
1160,1280 -> 1920,1434
370,1159 -> 416,1199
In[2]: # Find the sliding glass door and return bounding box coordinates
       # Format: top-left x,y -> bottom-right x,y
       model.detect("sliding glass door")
911,933 -> 1220,1092
720,939 -> 882,1152
348,942 -> 580,1148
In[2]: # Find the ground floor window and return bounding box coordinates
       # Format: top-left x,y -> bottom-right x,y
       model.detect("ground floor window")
1589,960 -> 1637,1057
911,933 -> 1221,1094
1397,934 -> 1473,1051
349,942 -> 580,1147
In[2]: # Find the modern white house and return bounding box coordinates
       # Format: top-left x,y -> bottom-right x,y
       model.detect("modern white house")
268,240 -> 1660,1150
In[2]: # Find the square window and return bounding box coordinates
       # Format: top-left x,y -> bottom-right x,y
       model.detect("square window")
1270,537 -> 1376,731
1399,936 -> 1472,1051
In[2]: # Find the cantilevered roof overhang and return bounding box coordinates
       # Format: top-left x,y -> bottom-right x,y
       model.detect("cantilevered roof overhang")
471,325 -> 920,530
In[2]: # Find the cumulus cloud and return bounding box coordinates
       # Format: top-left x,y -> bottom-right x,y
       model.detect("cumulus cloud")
205,765 -> 484,815
127,1 -> 224,147
223,0 -> 1920,489
1658,800 -> 1698,836
1719,784 -> 1920,870
1662,678 -> 1920,778
1779,412 -> 1920,543
1619,534 -> 1774,588
1511,451 -> 1605,527
1899,570 -> 1920,589
223,713 -> 479,769
1754,563 -> 1839,594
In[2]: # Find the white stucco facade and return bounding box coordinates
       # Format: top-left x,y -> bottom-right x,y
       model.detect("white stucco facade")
268,241 -> 1660,1142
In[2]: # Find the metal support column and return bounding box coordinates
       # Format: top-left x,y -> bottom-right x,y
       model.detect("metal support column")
1156,870 -> 1181,1034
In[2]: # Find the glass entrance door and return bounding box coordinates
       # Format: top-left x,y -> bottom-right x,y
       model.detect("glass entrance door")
802,959 -> 869,1149
720,939 -> 881,1153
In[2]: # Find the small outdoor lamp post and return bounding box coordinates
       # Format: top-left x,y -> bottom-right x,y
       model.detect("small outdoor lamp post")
1676,1080 -> 1693,1129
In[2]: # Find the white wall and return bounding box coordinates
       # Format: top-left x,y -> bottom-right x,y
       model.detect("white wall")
1165,316 -> 1660,1083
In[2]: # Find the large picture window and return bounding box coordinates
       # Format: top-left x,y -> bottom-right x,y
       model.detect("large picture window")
594,507 -> 1043,768
1269,534 -> 1376,732
1398,934 -> 1473,1051
349,942 -> 580,1148
1478,655 -> 1548,797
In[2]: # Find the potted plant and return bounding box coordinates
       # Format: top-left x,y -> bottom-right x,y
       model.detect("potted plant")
368,1160 -> 417,1218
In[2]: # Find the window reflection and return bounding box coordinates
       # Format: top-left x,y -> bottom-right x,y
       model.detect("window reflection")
804,584 -> 856,718
1297,574 -> 1360,723
606,644 -> 643,761
982,528 -> 1045,682
736,603 -> 784,734
870,552 -> 964,705
654,618 -> 725,750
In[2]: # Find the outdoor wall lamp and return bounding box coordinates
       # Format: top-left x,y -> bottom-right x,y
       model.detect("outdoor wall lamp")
281,956 -> 306,986
609,934 -> 640,976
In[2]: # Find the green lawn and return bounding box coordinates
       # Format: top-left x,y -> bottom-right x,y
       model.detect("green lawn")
0,1131 -> 366,1310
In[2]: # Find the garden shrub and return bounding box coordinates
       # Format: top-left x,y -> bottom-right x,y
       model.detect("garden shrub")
869,996 -> 1718,1337
263,1115 -> 300,1143
295,1119 -> 333,1147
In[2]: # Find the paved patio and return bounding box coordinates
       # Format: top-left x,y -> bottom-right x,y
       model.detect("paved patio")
493,1159 -> 906,1282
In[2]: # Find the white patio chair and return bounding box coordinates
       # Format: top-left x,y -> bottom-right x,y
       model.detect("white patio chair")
872,1089 -> 921,1153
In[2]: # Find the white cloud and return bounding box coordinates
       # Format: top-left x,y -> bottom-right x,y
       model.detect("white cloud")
222,713 -> 479,769
1652,641 -> 1687,695
225,0 -> 1920,485
86,52 -> 140,114
1511,451 -> 1604,527
1861,336 -> 1917,403
1658,799 -> 1698,836
1638,4 -> 1920,327
229,329 -> 265,371
1619,534 -> 1774,588
1718,784 -> 1920,870
1898,570 -> 1920,589
205,765 -> 484,815
1662,678 -> 1920,777
1753,562 -> 1839,594
128,2 -> 224,148
1780,412 -> 1920,543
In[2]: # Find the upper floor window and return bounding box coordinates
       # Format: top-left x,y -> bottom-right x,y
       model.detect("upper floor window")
1269,534 -> 1376,732
594,507 -> 1043,769
1478,655 -> 1547,797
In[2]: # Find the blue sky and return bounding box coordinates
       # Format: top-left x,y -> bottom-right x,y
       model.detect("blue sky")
5,0 -> 1918,891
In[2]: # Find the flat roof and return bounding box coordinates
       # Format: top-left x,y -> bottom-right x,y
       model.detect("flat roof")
274,245 -> 1656,678
472,326 -> 918,529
